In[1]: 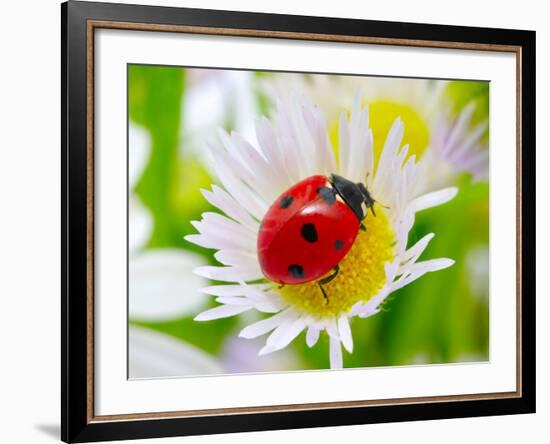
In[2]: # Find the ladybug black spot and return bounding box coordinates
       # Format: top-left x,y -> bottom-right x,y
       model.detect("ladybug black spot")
280,195 -> 293,209
335,239 -> 344,250
317,186 -> 336,205
288,264 -> 305,279
301,223 -> 318,243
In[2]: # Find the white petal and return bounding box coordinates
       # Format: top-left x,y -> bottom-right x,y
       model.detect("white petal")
459,149 -> 489,173
373,118 -> 404,197
301,99 -> 337,174
186,217 -> 257,253
416,257 -> 455,272
400,233 -> 435,266
380,118 -> 404,169
239,308 -> 296,339
194,304 -> 252,321
409,187 -> 458,213
391,258 -> 455,292
251,298 -> 287,314
212,155 -> 268,221
129,326 -> 221,378
258,344 -> 277,356
364,286 -> 391,314
384,259 -> 400,284
447,120 -> 488,164
214,131 -> 279,204
262,317 -> 306,353
183,234 -> 219,250
306,325 -> 321,348
337,315 -> 353,353
214,296 -> 251,306
329,336 -> 343,369
440,102 -> 476,157
185,216 -> 256,251
200,283 -> 270,297
326,319 -> 339,340
129,249 -> 206,321
390,271 -> 423,292
255,117 -> 294,191
240,287 -> 288,313
193,264 -> 263,282
200,211 -> 257,236
201,185 -> 259,231
201,282 -> 287,313
338,111 -> 351,176
214,250 -> 259,268
275,96 -> 313,180
347,96 -> 373,182
215,293 -> 284,314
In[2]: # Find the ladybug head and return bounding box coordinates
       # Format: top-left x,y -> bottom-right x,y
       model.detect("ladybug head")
330,174 -> 376,221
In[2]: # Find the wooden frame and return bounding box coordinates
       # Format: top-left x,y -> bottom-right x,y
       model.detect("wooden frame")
62,1 -> 536,442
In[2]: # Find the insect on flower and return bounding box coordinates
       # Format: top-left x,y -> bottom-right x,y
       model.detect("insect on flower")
258,174 -> 379,303
187,93 -> 458,369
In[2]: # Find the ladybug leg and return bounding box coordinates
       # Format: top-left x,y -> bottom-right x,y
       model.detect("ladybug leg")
277,283 -> 285,290
317,284 -> 329,304
317,265 -> 340,304
360,222 -> 367,232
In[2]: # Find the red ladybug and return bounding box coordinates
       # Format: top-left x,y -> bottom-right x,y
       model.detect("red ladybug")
257,174 -> 377,303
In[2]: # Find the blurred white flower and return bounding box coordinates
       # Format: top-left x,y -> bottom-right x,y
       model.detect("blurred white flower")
182,69 -> 259,161
129,122 -> 151,188
128,124 -> 208,322
129,196 -> 153,254
266,75 -> 488,188
128,122 -> 153,252
221,336 -> 301,374
465,244 -> 490,301
129,326 -> 221,378
129,249 -> 207,321
186,94 -> 456,369
427,102 -> 489,183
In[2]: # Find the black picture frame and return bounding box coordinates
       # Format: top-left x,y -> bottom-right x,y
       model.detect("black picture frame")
61,1 -> 536,442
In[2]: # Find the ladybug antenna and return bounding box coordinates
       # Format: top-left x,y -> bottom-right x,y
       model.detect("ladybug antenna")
357,182 -> 377,216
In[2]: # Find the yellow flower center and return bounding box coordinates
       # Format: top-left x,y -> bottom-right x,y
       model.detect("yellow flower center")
370,100 -> 430,161
278,205 -> 396,318
329,100 -> 430,164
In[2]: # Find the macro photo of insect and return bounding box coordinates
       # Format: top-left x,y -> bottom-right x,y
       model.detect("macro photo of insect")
128,66 -> 490,377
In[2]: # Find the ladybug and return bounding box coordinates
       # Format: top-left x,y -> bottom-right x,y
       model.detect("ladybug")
257,174 -> 378,303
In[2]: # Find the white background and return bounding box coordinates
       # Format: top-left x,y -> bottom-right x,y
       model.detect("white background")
95,28 -> 517,415
0,0 -> 547,443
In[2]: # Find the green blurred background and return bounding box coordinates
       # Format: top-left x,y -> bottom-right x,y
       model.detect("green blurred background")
128,65 -> 489,375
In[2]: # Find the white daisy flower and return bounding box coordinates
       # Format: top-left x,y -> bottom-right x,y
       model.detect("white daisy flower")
128,123 -> 208,322
267,75 -> 488,188
182,69 -> 259,161
129,326 -> 222,378
185,94 -> 457,369
426,101 -> 489,184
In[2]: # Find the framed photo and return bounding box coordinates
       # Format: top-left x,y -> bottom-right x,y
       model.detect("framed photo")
61,1 -> 536,442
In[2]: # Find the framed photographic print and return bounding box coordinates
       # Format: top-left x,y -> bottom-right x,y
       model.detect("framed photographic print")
61,1 -> 536,442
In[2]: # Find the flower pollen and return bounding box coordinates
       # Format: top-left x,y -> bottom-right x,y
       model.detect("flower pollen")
278,205 -> 395,318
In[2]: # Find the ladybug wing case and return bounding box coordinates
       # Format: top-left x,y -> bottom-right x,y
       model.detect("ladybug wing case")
258,175 -> 328,259
258,193 -> 359,285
